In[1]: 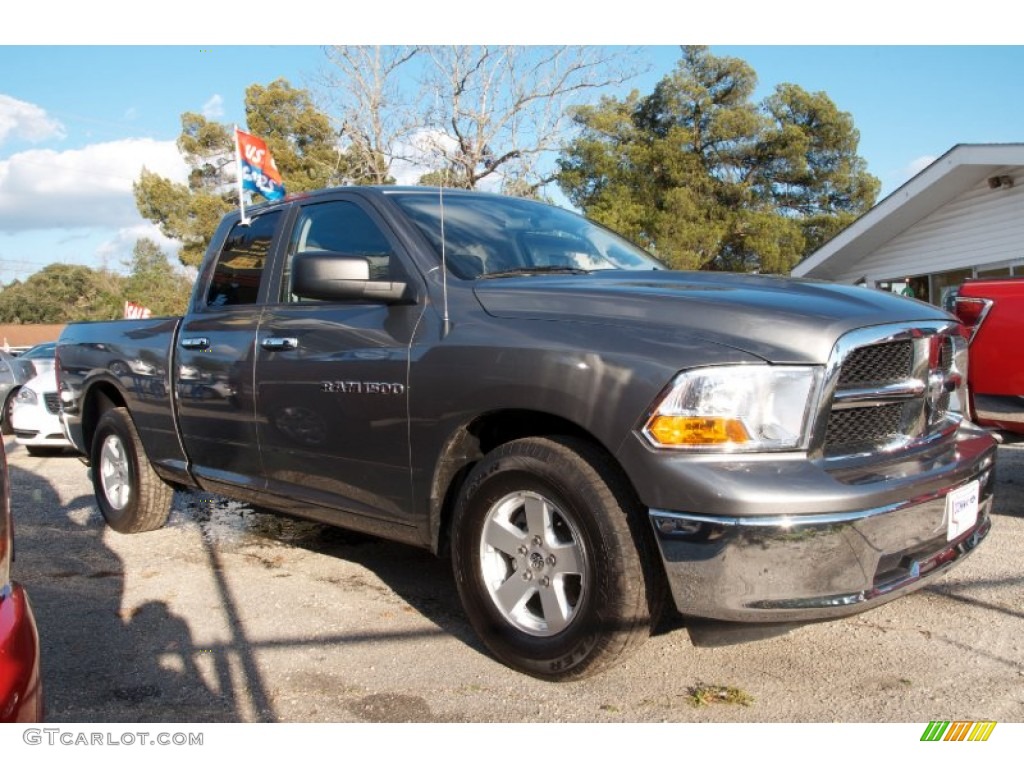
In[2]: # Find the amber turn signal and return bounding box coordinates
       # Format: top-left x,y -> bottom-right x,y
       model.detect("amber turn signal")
646,415 -> 751,446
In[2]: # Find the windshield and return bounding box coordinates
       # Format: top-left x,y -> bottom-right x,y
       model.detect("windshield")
388,191 -> 663,279
21,343 -> 56,359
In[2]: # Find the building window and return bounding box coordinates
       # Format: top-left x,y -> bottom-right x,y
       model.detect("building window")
931,269 -> 973,312
877,260 -> 1024,309
878,276 -> 929,302
976,264 -> 1015,278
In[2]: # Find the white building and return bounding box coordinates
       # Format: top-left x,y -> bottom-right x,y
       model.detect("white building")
792,143 -> 1024,309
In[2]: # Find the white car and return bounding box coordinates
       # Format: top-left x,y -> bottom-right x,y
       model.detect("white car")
10,369 -> 71,456
17,341 -> 57,377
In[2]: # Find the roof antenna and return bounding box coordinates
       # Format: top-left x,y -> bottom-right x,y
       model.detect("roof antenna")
439,169 -> 451,337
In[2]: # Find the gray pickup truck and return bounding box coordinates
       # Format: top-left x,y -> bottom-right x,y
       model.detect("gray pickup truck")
57,186 -> 996,679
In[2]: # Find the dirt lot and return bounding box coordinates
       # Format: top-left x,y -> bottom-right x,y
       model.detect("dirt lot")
6,435 -> 1023,723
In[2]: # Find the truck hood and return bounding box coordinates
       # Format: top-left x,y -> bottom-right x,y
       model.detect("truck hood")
473,270 -> 953,364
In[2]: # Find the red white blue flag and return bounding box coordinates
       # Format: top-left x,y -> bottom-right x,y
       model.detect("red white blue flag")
236,128 -> 286,201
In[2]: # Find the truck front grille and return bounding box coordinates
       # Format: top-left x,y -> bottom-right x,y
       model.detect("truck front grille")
818,323 -> 966,459
837,341 -> 913,387
825,403 -> 904,450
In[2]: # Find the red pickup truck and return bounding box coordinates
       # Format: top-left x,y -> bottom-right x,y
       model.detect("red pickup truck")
955,276 -> 1024,433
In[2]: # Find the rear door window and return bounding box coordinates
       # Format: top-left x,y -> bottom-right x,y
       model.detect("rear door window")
206,211 -> 282,307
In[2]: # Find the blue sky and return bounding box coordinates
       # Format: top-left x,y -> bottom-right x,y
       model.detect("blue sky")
2,10 -> 1022,285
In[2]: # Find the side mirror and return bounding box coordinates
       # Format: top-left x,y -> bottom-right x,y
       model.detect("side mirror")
291,251 -> 410,303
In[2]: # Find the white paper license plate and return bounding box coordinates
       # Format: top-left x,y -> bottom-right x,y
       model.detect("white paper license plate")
946,479 -> 980,541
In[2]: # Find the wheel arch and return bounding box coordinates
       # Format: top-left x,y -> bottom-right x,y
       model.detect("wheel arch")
428,409 -> 636,557
79,380 -> 126,458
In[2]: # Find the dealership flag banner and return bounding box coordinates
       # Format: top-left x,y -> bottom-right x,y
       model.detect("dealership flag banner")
124,301 -> 152,319
235,127 -> 286,222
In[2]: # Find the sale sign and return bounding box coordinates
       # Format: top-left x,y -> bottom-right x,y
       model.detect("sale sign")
236,128 -> 286,201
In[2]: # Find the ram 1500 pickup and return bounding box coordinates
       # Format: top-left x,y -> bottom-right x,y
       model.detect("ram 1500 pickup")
57,186 -> 996,679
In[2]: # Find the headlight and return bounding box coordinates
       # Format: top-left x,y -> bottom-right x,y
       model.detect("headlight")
15,387 -> 38,406
643,365 -> 822,451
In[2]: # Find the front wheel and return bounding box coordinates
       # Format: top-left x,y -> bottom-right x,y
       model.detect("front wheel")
451,436 -> 661,680
90,407 -> 172,533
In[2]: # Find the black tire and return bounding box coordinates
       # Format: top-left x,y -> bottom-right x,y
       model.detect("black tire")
1,390 -> 18,436
451,436 -> 662,680
90,407 -> 172,533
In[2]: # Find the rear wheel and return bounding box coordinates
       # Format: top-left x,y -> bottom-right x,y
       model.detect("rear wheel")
90,407 -> 172,533
451,436 -> 661,680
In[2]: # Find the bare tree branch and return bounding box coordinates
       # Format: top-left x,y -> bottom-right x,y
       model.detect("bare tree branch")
318,45 -> 423,184
421,46 -> 643,192
317,45 -> 644,195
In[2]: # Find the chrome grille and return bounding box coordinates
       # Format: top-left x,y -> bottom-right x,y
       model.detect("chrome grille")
44,392 -> 60,415
837,341 -> 913,387
819,322 -> 966,459
825,404 -> 904,450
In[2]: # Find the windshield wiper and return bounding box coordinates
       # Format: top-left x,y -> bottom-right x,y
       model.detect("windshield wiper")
480,266 -> 591,279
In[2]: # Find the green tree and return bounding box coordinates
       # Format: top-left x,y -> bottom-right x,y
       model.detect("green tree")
0,264 -> 123,323
416,167 -> 473,189
244,79 -> 349,190
121,238 -> 194,317
135,161 -> 232,271
558,46 -> 880,273
134,79 -> 347,269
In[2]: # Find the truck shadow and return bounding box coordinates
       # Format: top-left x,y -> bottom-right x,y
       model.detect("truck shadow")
992,439 -> 1024,518
7,449 -> 239,722
174,494 -> 736,664
176,493 -> 483,652
11,450 -> 480,722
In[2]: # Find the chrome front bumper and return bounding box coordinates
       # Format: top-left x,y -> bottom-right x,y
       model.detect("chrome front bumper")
649,450 -> 995,622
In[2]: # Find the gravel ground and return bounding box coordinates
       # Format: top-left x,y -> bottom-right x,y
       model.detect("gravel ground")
6,435 -> 1023,723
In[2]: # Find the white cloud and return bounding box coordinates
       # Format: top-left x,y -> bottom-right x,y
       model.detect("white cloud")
390,156 -> 428,186
0,94 -> 66,145
389,129 -> 474,186
202,94 -> 225,119
0,137 -> 188,231
95,222 -> 184,274
387,131 -> 440,186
